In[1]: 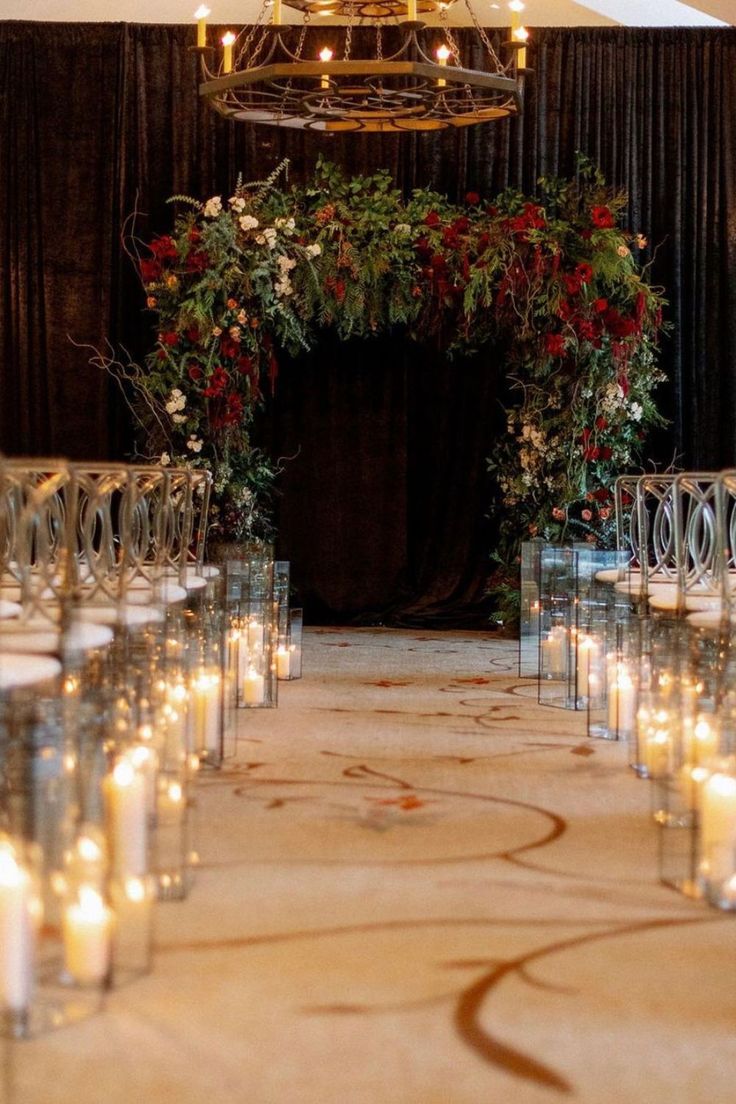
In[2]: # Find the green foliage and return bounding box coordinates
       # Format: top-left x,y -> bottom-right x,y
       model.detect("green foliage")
127,158 -> 667,559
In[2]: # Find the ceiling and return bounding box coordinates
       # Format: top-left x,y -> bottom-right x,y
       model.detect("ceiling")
4,0 -> 731,25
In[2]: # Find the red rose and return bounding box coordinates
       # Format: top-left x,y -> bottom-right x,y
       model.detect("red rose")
599,507 -> 611,520
219,336 -> 239,359
452,216 -> 470,234
604,308 -> 637,337
581,509 -> 593,521
575,262 -> 593,284
424,211 -> 441,227
185,325 -> 200,343
563,273 -> 583,296
140,258 -> 161,283
188,363 -> 203,381
591,205 -> 615,229
186,249 -> 210,273
575,319 -> 597,341
159,331 -> 178,347
593,488 -> 610,502
592,297 -> 608,313
150,235 -> 178,261
595,416 -> 608,430
552,507 -> 566,521
465,192 -> 480,205
188,228 -> 202,243
601,446 -> 613,460
544,333 -> 567,357
203,366 -> 229,397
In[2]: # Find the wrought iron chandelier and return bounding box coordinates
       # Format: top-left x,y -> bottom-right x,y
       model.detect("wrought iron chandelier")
194,1 -> 530,132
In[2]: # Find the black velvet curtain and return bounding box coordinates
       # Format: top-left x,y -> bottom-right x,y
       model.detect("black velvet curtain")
1,22 -> 735,623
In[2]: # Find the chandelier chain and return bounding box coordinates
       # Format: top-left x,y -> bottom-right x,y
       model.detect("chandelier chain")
463,0 -> 504,69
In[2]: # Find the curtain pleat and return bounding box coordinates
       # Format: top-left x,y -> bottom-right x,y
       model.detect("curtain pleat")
1,22 -> 735,622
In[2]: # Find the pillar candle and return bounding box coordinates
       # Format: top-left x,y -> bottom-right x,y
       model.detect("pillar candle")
243,668 -> 265,705
273,0 -> 282,24
62,887 -> 112,986
688,717 -> 719,767
130,743 -> 158,817
607,664 -> 636,736
407,0 -> 417,19
158,779 -> 185,823
0,846 -> 33,1013
191,673 -> 221,753
576,636 -> 599,698
276,645 -> 291,680
104,758 -> 148,878
700,771 -> 736,885
679,764 -> 709,813
541,627 -> 566,680
247,619 -> 264,650
642,728 -> 672,779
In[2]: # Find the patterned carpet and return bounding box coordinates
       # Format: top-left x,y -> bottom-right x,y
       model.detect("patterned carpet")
9,628 -> 736,1103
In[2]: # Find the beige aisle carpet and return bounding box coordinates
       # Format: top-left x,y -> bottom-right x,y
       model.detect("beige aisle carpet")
9,628 -> 736,1104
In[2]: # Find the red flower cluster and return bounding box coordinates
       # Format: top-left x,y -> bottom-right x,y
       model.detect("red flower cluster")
506,203 -> 546,238
545,332 -> 567,357
202,366 -> 229,398
579,427 -> 612,462
591,205 -> 615,229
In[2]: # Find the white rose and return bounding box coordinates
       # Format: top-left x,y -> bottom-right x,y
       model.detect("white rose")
187,436 -> 203,453
239,214 -> 259,231
160,452 -> 171,466
305,243 -> 322,258
230,196 -> 246,212
203,196 -> 222,218
172,413 -> 187,424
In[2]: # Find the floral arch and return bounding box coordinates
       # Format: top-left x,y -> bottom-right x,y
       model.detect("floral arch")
112,156 -> 665,611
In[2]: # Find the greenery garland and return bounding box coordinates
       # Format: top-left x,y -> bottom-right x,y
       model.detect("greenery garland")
118,155 -> 666,609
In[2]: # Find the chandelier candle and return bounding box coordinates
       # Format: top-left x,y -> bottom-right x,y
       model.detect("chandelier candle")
319,47 -> 333,90
436,45 -> 450,88
273,0 -> 282,23
407,0 -> 417,19
222,32 -> 236,74
194,5 -> 210,48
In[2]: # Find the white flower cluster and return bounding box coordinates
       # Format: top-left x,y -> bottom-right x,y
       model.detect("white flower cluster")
394,223 -> 412,235
203,196 -> 222,218
229,195 -> 246,213
187,435 -> 203,453
305,242 -> 322,259
255,227 -> 278,249
601,381 -> 626,415
274,253 -> 297,298
239,214 -> 259,232
165,388 -> 187,421
274,216 -> 296,235
628,400 -> 643,422
160,452 -> 171,467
